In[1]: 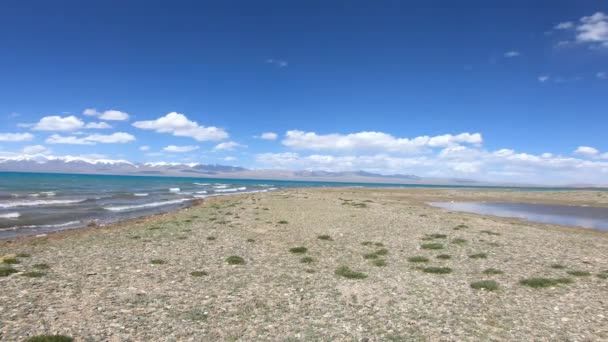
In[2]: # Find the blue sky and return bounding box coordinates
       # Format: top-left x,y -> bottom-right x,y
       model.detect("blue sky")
0,0 -> 607,184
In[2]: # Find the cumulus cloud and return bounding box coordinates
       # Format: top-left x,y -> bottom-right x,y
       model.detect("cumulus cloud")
132,112 -> 228,141
255,147 -> 608,185
22,145 -> 51,154
83,108 -> 130,121
85,122 -> 112,129
504,50 -> 521,57
574,146 -> 599,156
32,115 -> 84,131
281,130 -> 482,153
224,156 -> 237,161
163,145 -> 199,153
46,132 -> 135,145
214,141 -> 247,151
0,132 -> 34,142
597,71 -> 607,79
259,132 -> 278,140
554,12 -> 608,48
139,145 -> 150,151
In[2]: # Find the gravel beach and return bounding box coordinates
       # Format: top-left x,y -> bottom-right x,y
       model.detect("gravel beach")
1,188 -> 607,341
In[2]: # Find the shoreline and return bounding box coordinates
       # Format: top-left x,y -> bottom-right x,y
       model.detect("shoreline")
2,188 -> 608,245
1,188 -> 608,340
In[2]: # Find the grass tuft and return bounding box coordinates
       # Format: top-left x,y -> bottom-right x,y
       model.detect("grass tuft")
21,271 -> 45,278
420,266 -> 452,274
150,259 -> 167,265
426,233 -> 447,239
408,256 -> 429,263
246,238 -> 255,243
206,236 -> 216,241
453,224 -> 468,230
278,220 -> 289,224
375,248 -> 389,255
483,268 -> 504,275
25,335 -> 74,342
372,259 -> 387,267
32,263 -> 50,270
480,230 -> 501,236
598,272 -> 608,279
469,253 -> 488,259
567,270 -> 591,277
421,243 -> 444,250
550,264 -> 567,269
226,256 -> 246,265
452,238 -> 467,244
190,271 -> 208,277
335,266 -> 367,279
363,253 -> 379,259
2,257 -> 19,264
361,241 -> 373,246
300,256 -> 315,264
374,242 -> 384,247
470,280 -> 499,291
317,235 -> 333,241
16,252 -> 31,258
289,247 -> 308,254
0,267 -> 18,277
436,254 -> 452,260
520,277 -> 574,288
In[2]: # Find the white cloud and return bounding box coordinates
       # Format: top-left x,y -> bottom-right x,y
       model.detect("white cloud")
22,145 -> 51,154
214,141 -> 247,151
555,21 -> 574,30
163,145 -> 199,153
538,75 -> 550,82
266,58 -> 288,67
555,12 -> 608,48
597,71 -> 607,79
132,112 -> 228,141
83,108 -> 130,121
281,130 -> 482,153
46,132 -> 135,145
504,50 -> 521,57
85,122 -> 112,129
574,146 -> 599,156
139,145 -> 150,151
32,115 -> 84,131
0,132 -> 34,142
259,132 -> 278,140
224,156 -> 237,161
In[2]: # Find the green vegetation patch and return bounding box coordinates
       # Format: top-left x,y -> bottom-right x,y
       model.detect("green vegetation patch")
226,256 -> 246,265
2,257 -> 19,265
375,248 -> 389,255
190,271 -> 208,277
246,238 -> 255,243
420,266 -> 452,274
300,256 -> 315,264
150,259 -> 167,265
32,263 -> 50,270
16,252 -> 31,258
372,259 -> 387,267
470,280 -> 499,291
289,247 -> 308,254
335,266 -> 368,279
0,267 -> 18,277
363,253 -> 379,260
483,268 -> 504,275
469,253 -> 488,259
361,241 -> 373,246
278,220 -> 289,224
25,335 -> 74,342
317,235 -> 333,241
408,256 -> 429,263
480,230 -> 501,236
452,238 -> 467,244
567,270 -> 591,277
519,277 -> 574,288
550,264 -> 567,269
436,254 -> 452,260
426,233 -> 447,239
21,271 -> 45,278
453,224 -> 468,230
421,243 -> 444,250
598,272 -> 608,279
206,236 -> 216,241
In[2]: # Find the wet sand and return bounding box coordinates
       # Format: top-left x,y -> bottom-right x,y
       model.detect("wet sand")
1,188 -> 607,341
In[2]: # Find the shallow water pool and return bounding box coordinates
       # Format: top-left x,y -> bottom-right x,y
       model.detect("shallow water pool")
430,202 -> 608,231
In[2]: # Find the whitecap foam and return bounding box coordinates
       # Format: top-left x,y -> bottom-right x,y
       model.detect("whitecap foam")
29,191 -> 56,197
214,188 -> 238,193
194,183 -> 210,186
104,198 -> 191,212
169,188 -> 181,192
196,190 -> 208,194
0,220 -> 81,232
0,199 -> 86,209
0,212 -> 20,219
237,187 -> 247,191
134,193 -> 149,197
213,185 -> 229,189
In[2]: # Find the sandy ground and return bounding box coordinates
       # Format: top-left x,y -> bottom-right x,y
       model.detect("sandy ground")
1,188 -> 608,341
